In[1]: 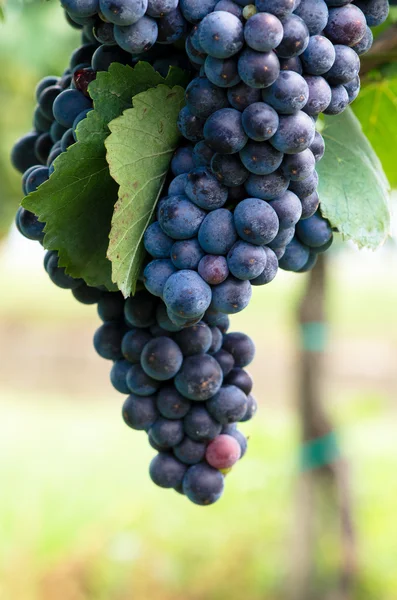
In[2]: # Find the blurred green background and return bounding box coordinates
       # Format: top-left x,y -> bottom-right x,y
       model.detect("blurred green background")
1,2 -> 397,599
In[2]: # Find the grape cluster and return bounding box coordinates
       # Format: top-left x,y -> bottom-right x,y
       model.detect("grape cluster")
11,29 -> 255,506
10,0 -> 389,504
93,289 -> 256,504
140,0 -> 388,322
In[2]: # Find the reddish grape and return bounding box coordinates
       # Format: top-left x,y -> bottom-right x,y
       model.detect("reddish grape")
205,434 -> 241,469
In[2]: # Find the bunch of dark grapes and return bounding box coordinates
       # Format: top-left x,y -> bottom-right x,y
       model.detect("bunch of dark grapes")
10,0 -> 389,504
142,0 -> 390,323
93,289 -> 256,505
10,19 -> 254,506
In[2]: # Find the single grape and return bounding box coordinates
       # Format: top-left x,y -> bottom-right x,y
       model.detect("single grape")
234,197 -> 279,245
174,437 -> 207,464
150,417 -> 185,447
262,70 -> 309,115
245,170 -> 290,200
163,270 -> 212,319
192,141 -> 215,167
198,208 -> 238,254
185,77 -> 228,119
182,463 -> 224,505
344,76 -> 360,104
198,255 -> 229,285
276,14 -> 309,58
204,108 -> 247,154
180,0 -> 217,24
295,211 -> 333,248
204,55 -> 241,88
144,221 -> 173,258
114,17 -> 158,54
289,170 -> 318,198
241,102 -> 279,142
278,237 -> 310,272
72,283 -> 102,305
225,367 -> 253,394
281,149 -> 315,182
244,12 -> 283,52
99,0 -> 148,25
239,140 -> 283,176
255,0 -> 295,19
91,44 -> 131,71
300,190 -> 320,220
270,111 -> 315,154
171,146 -> 195,176
268,190 -> 303,229
227,82 -> 261,110
93,321 -> 124,360
157,8 -> 188,43
184,405 -> 222,441
309,131 -> 325,162
177,106 -> 205,142
352,26 -> 373,56
210,153 -> 249,187
294,0 -> 328,35
61,0 -> 99,17
324,5 -> 367,46
210,276 -> 252,314
110,359 -> 131,394
325,45 -> 360,85
11,133 -> 40,174
174,322 -> 213,355
122,328 -> 152,363
238,48 -> 280,89
207,384 -> 248,424
15,208 -> 45,242
143,259 -> 176,298
240,393 -> 257,421
141,337 -> 183,381
53,89 -> 92,128
198,11 -> 244,59
223,331 -> 255,367
227,241 -> 267,280
158,195 -> 206,240
126,363 -> 160,396
205,434 -> 241,468
175,354 -> 223,401
324,84 -> 349,115
212,348 -> 235,376
208,326 -> 223,353
149,452 -> 187,488
185,167 -> 228,209
125,292 -> 157,328
301,35 -> 335,76
97,291 -> 125,322
170,238 -> 205,270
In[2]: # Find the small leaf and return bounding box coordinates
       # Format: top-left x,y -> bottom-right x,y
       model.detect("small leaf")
352,77 -> 397,188
23,62 -> 189,290
317,108 -> 391,250
106,85 -> 185,296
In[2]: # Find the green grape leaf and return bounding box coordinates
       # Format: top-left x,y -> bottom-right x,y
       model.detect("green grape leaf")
105,85 -> 185,297
23,62 -> 189,290
352,76 -> 397,188
317,108 -> 391,250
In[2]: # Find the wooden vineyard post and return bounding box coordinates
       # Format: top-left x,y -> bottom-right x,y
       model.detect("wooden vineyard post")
288,255 -> 356,600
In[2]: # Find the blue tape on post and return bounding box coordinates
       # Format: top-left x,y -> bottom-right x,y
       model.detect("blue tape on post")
300,432 -> 340,472
300,321 -> 327,352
